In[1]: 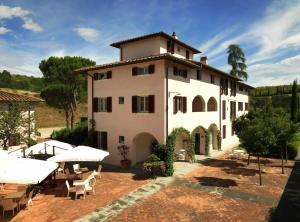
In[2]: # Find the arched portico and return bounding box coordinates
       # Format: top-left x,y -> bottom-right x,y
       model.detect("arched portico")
132,132 -> 158,164
192,96 -> 205,112
209,124 -> 218,150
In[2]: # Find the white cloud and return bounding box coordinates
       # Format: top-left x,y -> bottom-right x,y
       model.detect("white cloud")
0,5 -> 43,33
74,27 -> 99,42
0,27 -> 10,35
22,18 -> 43,32
0,5 -> 29,19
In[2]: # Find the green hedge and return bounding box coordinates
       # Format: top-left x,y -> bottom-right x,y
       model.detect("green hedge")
191,126 -> 210,157
52,122 -> 88,145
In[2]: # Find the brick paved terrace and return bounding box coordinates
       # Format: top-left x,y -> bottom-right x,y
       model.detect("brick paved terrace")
111,154 -> 295,222
0,167 -> 149,222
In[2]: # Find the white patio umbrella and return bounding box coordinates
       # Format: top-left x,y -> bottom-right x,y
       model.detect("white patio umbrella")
0,158 -> 58,184
0,150 -> 22,158
47,145 -> 109,162
25,140 -> 74,156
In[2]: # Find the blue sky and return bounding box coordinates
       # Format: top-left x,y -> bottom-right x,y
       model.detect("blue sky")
0,0 -> 300,86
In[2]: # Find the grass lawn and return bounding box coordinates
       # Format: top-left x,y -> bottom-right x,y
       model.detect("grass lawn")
0,88 -> 88,128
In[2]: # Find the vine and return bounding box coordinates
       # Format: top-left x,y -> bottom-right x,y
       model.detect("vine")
217,130 -> 222,150
165,127 -> 191,176
191,126 -> 210,156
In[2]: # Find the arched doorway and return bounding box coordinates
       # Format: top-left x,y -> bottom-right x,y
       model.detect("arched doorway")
209,124 -> 218,150
132,132 -> 158,163
195,127 -> 206,155
174,132 -> 190,160
192,96 -> 205,112
207,97 -> 217,111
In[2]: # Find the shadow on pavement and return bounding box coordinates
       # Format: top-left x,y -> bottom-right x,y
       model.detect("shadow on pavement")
270,160 -> 300,222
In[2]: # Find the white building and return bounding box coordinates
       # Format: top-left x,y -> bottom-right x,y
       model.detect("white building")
77,31 -> 253,166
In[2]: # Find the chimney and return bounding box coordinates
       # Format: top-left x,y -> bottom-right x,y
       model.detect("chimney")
200,56 -> 208,65
172,32 -> 178,39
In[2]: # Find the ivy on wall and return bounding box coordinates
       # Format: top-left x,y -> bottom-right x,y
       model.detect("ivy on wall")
217,130 -> 222,150
191,125 -> 210,157
165,127 -> 191,176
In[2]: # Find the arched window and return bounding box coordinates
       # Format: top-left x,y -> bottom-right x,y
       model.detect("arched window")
207,97 -> 217,111
192,96 -> 205,112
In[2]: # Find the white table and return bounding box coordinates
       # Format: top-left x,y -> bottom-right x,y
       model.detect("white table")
73,179 -> 87,186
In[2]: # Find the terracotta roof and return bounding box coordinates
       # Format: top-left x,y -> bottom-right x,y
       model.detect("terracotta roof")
75,54 -> 254,89
75,53 -> 199,73
110,31 -> 201,54
0,91 -> 43,102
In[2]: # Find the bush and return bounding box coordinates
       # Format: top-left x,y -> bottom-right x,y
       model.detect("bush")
27,138 -> 37,147
143,154 -> 166,178
152,144 -> 167,161
54,122 -> 88,145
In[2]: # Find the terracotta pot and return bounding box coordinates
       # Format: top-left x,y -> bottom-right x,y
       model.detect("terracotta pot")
120,159 -> 131,169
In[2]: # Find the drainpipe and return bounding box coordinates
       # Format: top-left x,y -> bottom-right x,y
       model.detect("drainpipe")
165,65 -> 169,143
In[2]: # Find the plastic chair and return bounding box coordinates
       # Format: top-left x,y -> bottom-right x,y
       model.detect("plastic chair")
1,198 -> 18,217
65,180 -> 76,199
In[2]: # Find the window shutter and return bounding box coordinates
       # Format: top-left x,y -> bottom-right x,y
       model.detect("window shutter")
171,42 -> 174,54
183,97 -> 187,113
101,132 -> 108,150
107,97 -> 112,112
93,73 -> 98,80
132,96 -> 138,113
223,125 -> 226,139
173,67 -> 178,76
222,100 -> 226,120
93,131 -> 98,148
183,70 -> 187,78
148,64 -> 155,74
132,67 -> 138,76
173,96 -> 178,114
148,95 -> 155,113
107,71 -> 112,79
93,98 -> 99,112
186,50 -> 189,59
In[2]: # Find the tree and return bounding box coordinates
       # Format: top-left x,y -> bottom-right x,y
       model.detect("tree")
238,117 -> 276,185
291,79 -> 298,123
39,56 -> 95,128
40,84 -> 73,128
227,44 -> 248,81
0,103 -> 27,150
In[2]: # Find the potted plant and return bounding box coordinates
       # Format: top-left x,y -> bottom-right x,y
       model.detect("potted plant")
117,144 -> 131,168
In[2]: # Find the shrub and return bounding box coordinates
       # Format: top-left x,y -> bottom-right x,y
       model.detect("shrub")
152,144 -> 167,161
143,154 -> 166,178
54,122 -> 88,145
26,138 -> 37,147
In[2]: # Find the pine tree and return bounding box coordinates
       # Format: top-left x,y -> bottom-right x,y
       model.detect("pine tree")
291,80 -> 298,122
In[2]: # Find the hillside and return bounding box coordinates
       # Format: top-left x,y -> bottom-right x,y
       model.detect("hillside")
0,88 -> 88,128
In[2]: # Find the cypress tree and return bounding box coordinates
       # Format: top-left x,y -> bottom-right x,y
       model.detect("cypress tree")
291,80 -> 298,122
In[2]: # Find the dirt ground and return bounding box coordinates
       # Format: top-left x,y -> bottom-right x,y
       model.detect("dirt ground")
0,169 -> 149,222
111,154 -> 294,222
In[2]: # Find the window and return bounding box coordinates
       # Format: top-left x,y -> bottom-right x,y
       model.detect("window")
196,70 -> 202,80
132,95 -> 155,113
222,100 -> 226,120
97,131 -> 107,150
119,97 -> 124,104
132,65 -> 155,76
93,71 -> 112,80
239,85 -> 244,91
222,125 -> 226,139
137,96 -> 149,113
174,67 -> 187,78
186,50 -> 189,59
173,96 -> 187,114
220,78 -> 228,95
230,81 -> 237,96
119,136 -> 125,144
245,103 -> 249,111
210,75 -> 214,84
93,97 -> 112,112
238,102 -> 243,111
177,46 -> 181,52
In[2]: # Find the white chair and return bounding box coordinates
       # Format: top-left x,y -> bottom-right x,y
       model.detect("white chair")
85,178 -> 96,195
73,164 -> 80,172
1,198 -> 18,217
65,180 -> 76,199
57,162 -> 65,175
18,190 -> 33,210
94,165 -> 102,179
75,185 -> 86,200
